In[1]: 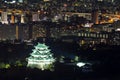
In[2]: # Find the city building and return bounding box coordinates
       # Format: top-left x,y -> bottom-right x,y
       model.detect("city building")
1,12 -> 8,24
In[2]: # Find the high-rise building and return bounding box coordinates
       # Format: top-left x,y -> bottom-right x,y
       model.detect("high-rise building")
32,13 -> 39,21
1,12 -> 8,24
21,13 -> 25,23
92,10 -> 99,24
11,15 -> 15,23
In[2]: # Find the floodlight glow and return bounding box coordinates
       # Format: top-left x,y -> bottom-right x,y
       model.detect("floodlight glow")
12,1 -> 16,3
116,28 -> 120,31
4,1 -> 7,3
76,62 -> 86,67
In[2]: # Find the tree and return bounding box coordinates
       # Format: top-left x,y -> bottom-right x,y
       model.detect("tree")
27,43 -> 55,70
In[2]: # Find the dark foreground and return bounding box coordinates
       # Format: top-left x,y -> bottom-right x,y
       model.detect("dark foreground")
0,63 -> 120,80
0,42 -> 120,80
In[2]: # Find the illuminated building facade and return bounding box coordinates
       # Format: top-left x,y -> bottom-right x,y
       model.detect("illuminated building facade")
92,10 -> 99,24
3,0 -> 27,3
1,12 -> 8,24
32,13 -> 40,22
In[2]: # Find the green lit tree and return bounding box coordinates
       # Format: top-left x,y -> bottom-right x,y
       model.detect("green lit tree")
27,43 -> 55,70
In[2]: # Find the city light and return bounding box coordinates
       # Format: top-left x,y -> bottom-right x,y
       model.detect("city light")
0,0 -> 120,79
76,62 -> 86,67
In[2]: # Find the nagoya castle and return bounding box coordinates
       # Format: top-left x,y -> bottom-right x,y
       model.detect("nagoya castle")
27,43 -> 55,70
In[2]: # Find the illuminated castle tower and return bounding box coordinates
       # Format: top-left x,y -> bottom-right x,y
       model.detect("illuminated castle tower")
27,43 -> 55,70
